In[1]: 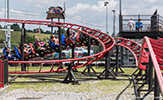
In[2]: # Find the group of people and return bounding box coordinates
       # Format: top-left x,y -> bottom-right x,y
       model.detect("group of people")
128,18 -> 143,31
3,28 -> 80,60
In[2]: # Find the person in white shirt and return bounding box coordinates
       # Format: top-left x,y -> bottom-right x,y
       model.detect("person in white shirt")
128,18 -> 135,31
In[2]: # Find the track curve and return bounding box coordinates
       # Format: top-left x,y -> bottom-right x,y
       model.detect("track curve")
0,18 -> 115,73
114,37 -> 141,66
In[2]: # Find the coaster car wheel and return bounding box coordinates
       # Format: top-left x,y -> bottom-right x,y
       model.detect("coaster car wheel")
62,45 -> 67,50
39,49 -> 45,57
55,46 -> 59,52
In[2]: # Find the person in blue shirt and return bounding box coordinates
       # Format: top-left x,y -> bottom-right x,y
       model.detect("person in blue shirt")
135,19 -> 143,31
139,19 -> 143,31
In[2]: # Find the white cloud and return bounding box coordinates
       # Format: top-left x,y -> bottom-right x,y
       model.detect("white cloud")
1,0 -> 163,33
149,0 -> 157,3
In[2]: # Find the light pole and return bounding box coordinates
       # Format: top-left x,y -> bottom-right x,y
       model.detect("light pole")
112,10 -> 115,37
7,0 -> 9,19
119,0 -> 122,33
104,1 -> 109,34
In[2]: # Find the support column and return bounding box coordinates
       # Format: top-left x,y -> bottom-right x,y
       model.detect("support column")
82,36 -> 96,74
116,46 -> 119,73
148,55 -> 153,90
98,52 -> 117,79
62,63 -> 78,84
58,26 -> 63,69
113,46 -> 124,75
72,46 -> 78,72
51,18 -> 53,36
21,23 -> 26,71
120,46 -> 124,68
154,72 -> 160,100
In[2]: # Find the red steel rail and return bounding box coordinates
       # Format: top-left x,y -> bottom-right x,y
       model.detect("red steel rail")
114,37 -> 141,66
139,36 -> 163,95
0,18 -> 115,73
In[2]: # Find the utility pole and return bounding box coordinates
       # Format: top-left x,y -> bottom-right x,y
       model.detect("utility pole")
104,1 -> 109,34
112,10 -> 116,37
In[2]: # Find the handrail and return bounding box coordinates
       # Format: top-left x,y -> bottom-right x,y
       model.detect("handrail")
139,36 -> 163,95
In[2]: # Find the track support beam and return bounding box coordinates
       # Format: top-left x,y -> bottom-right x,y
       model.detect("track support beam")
98,52 -> 117,79
62,63 -> 78,84
82,36 -> 96,75
21,23 -> 26,71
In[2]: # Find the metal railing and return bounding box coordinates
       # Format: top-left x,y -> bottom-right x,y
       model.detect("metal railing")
121,14 -> 162,32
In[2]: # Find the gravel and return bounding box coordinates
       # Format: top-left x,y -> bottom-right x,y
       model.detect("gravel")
0,80 -> 156,100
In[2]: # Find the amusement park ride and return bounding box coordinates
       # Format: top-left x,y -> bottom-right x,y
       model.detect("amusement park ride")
0,8 -> 163,100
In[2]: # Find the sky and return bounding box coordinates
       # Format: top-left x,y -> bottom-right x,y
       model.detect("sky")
0,0 -> 163,35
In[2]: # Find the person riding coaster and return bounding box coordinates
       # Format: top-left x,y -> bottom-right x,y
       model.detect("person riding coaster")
49,35 -> 59,51
3,47 -> 20,61
49,35 -> 67,51
17,43 -> 36,60
33,39 -> 47,57
80,29 -> 99,45
65,29 -> 81,47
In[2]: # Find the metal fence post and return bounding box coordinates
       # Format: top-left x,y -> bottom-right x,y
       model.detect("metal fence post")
4,59 -> 8,84
154,71 -> 160,100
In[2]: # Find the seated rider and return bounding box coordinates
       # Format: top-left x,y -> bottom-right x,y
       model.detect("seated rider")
66,29 -> 73,40
4,47 -> 17,60
5,47 -> 12,57
17,44 -> 31,54
50,35 -> 59,45
71,31 -> 77,42
66,28 -> 77,42
35,39 -> 46,50
53,36 -> 59,45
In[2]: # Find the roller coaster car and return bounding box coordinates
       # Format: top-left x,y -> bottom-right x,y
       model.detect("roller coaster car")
80,31 -> 99,45
64,32 -> 82,47
91,38 -> 99,45
33,41 -> 50,57
3,47 -> 19,61
17,43 -> 36,60
78,33 -> 88,45
65,37 -> 75,48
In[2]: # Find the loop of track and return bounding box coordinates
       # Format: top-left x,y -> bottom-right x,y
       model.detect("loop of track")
0,18 -> 115,73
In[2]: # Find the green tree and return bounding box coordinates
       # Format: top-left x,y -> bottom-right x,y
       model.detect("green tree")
11,24 -> 21,31
45,30 -> 51,34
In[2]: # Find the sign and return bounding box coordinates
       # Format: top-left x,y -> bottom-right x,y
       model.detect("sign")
46,6 -> 65,19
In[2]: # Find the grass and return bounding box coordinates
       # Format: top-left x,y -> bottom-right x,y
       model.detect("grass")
2,67 -> 144,99
7,67 -> 137,91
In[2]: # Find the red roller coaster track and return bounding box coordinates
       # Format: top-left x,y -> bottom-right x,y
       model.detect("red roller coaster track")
0,18 -> 114,73
1,19 -> 163,97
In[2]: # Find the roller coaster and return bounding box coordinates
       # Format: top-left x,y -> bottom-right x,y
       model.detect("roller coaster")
0,18 -> 163,99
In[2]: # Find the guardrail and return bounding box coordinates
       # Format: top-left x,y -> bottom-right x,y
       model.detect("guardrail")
121,14 -> 162,32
